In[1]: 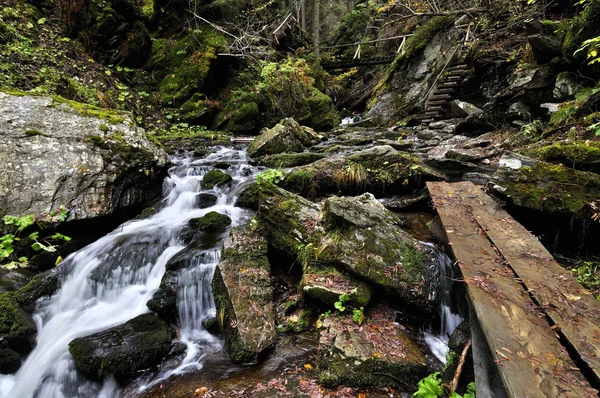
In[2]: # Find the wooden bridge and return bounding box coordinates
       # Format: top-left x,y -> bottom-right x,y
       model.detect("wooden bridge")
427,181 -> 600,397
321,55 -> 396,70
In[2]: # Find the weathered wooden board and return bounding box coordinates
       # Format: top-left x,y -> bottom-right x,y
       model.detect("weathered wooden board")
455,181 -> 600,385
427,181 -> 596,398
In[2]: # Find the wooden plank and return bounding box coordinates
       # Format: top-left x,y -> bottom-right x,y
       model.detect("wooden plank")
455,181 -> 600,384
427,181 -> 596,398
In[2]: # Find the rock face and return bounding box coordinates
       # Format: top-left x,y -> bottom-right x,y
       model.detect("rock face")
212,226 -> 277,364
508,66 -> 555,91
365,16 -> 459,124
0,93 -> 168,224
301,264 -> 373,308
248,118 -> 321,158
317,305 -> 428,387
69,314 -> 171,380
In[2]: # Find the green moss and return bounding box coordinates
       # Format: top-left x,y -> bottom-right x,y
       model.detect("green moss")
201,169 -> 233,189
262,153 -> 326,168
0,347 -> 21,373
228,102 -> 260,134
13,272 -> 59,307
401,243 -> 425,279
0,292 -> 36,338
501,161 -> 600,213
24,129 -> 42,136
307,89 -> 340,131
189,211 -> 232,233
283,169 -> 315,193
527,141 -> 600,164
99,124 -> 109,132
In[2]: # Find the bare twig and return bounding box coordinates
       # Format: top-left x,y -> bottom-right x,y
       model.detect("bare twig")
451,338 -> 472,393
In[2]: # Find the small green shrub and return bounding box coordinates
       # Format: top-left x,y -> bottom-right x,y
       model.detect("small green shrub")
256,169 -> 285,184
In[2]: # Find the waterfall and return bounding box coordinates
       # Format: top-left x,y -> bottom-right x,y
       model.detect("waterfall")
0,147 -> 258,398
424,244 -> 465,364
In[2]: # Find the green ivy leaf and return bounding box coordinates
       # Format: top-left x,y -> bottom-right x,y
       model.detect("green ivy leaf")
28,231 -> 39,240
37,18 -> 46,25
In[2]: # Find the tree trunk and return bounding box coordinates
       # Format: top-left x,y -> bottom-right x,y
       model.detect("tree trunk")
313,0 -> 320,61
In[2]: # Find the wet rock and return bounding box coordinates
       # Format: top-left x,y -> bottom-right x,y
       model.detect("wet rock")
0,292 -> 36,356
444,100 -> 484,119
381,189 -> 430,210
300,264 -> 372,308
336,131 -> 374,146
212,226 -> 276,364
235,183 -> 259,210
576,90 -> 600,117
454,116 -> 496,136
463,132 -> 495,149
525,141 -> 600,172
426,216 -> 448,245
375,139 -> 415,151
429,120 -> 459,134
68,314 -> 171,380
248,118 -> 320,158
0,93 -> 168,224
527,33 -> 562,63
197,193 -> 218,209
260,153 -> 326,168
0,346 -> 21,374
317,305 -> 428,387
462,172 -> 493,185
509,66 -> 555,91
553,72 -> 581,101
189,212 -> 232,233
201,170 -> 232,189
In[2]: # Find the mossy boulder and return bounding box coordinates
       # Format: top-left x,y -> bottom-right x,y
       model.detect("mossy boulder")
212,225 -> 276,364
228,102 -> 260,134
525,141 -> 600,172
235,182 -> 260,210
201,170 -> 233,189
197,193 -> 218,209
189,212 -> 232,233
0,268 -> 34,294
300,264 -> 372,308
282,145 -> 441,198
492,153 -> 600,214
317,305 -> 428,387
68,314 -> 171,380
247,118 -> 320,158
307,90 -> 341,131
0,292 -> 37,356
258,184 -> 440,314
0,346 -> 21,374
260,153 -> 326,168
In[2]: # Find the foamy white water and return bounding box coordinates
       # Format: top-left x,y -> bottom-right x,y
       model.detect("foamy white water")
0,147 -> 258,398
424,244 -> 465,364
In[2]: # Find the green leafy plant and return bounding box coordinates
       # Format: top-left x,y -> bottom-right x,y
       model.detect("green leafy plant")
587,122 -> 600,137
256,168 -> 285,184
352,307 -> 364,325
414,372 -> 475,398
334,293 -> 350,312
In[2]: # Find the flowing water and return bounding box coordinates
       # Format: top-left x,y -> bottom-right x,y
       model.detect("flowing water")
0,147 -> 258,398
424,244 -> 465,364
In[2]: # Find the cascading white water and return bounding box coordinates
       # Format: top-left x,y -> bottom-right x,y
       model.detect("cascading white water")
424,245 -> 465,364
0,147 -> 258,398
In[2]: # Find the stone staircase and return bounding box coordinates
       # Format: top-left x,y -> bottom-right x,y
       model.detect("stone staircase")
420,62 -> 470,125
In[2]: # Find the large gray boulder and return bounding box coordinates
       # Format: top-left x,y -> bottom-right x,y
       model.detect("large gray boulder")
0,92 -> 168,223
212,225 -> 277,364
509,66 -> 555,91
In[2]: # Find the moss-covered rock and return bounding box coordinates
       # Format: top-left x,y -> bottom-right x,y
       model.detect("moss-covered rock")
197,193 -> 218,209
228,102 -> 260,134
525,141 -> 600,171
282,145 -> 439,198
201,170 -> 233,189
258,184 -> 440,314
189,211 -> 232,233
307,90 -> 341,131
260,153 -> 326,168
0,292 -> 36,355
0,268 -> 34,294
0,346 -> 21,374
492,153 -> 600,214
247,118 -> 320,158
317,305 -> 428,388
300,264 -> 372,308
235,182 -> 260,210
212,225 -> 276,364
68,314 -> 171,380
